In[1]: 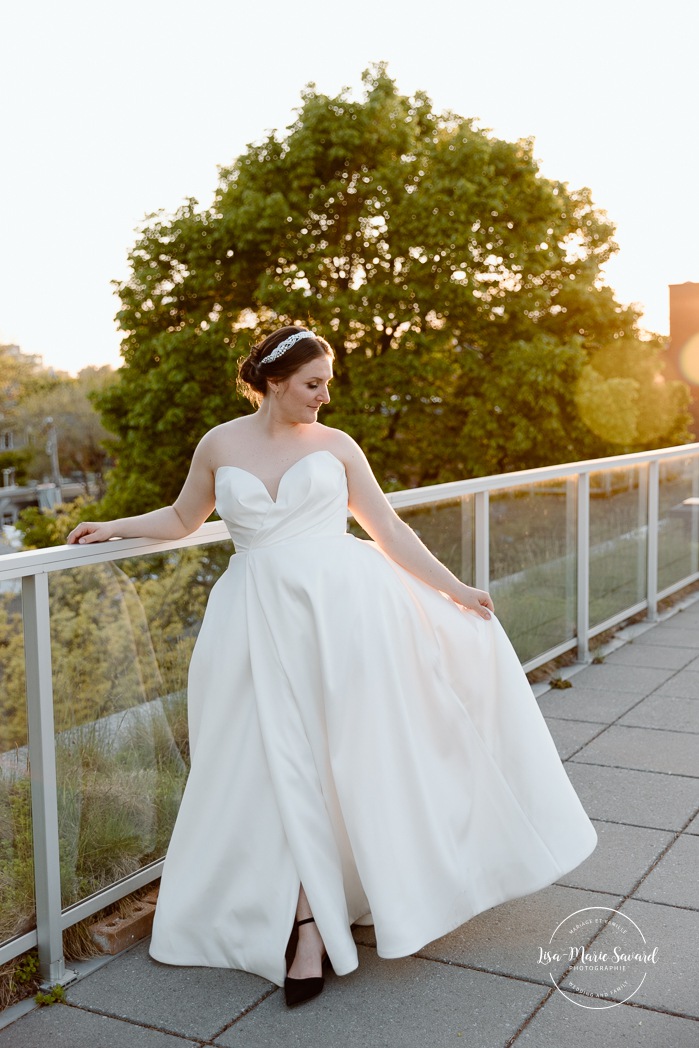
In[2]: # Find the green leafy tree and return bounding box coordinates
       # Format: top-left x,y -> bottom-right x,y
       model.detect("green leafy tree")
0,345 -> 46,484
574,337 -> 691,449
14,498 -> 94,550
97,65 -> 690,513
11,368 -> 116,493
0,345 -> 41,408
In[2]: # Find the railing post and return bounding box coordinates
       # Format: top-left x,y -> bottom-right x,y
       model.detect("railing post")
460,495 -> 472,584
636,465 -> 648,605
474,490 -> 489,592
22,573 -> 67,984
577,473 -> 590,662
565,476 -> 577,637
647,460 -> 659,621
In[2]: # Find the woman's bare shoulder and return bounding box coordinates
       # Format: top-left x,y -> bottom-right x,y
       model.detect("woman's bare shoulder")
192,417 -> 255,468
316,424 -> 362,459
206,416 -> 254,436
199,416 -> 253,446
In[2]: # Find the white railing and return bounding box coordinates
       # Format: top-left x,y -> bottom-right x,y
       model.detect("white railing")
1,442 -> 698,982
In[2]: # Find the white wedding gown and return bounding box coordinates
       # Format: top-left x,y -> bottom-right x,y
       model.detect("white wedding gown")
148,450 -> 597,987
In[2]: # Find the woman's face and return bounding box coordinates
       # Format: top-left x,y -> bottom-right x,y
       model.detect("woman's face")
269,355 -> 333,423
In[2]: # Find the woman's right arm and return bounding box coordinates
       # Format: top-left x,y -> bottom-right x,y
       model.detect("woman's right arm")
67,434 -> 218,545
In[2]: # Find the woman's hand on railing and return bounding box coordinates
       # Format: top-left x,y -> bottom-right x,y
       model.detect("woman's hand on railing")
67,521 -> 116,545
66,506 -> 197,544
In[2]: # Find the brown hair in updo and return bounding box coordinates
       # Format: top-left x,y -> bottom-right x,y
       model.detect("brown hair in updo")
237,326 -> 333,406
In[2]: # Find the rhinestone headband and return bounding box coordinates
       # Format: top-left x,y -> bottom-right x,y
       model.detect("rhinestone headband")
260,330 -> 315,365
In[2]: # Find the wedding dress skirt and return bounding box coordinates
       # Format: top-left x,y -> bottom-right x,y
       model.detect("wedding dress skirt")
149,450 -> 597,987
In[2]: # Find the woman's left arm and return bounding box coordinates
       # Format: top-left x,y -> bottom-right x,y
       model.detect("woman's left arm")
341,437 -> 493,620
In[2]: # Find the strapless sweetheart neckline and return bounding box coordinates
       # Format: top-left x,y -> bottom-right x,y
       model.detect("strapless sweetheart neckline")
215,449 -> 342,503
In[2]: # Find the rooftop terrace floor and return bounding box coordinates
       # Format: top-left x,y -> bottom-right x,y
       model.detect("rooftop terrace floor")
1,597 -> 698,1047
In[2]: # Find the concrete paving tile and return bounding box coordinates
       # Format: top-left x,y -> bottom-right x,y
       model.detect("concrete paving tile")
410,886 -> 622,984
538,687 -> 645,724
633,835 -> 699,910
350,926 -> 375,953
686,813 -> 699,835
572,725 -> 699,777
215,944 -> 548,1047
65,940 -> 274,1041
605,644 -> 699,670
564,764 -> 699,831
516,989 -> 699,1046
654,672 -> 699,700
683,656 -> 699,673
618,695 -> 699,733
556,665 -> 673,695
0,1005 -> 198,1048
555,820 -> 674,896
562,899 -> 699,1018
657,614 -> 699,631
658,609 -> 699,630
544,718 -> 605,760
634,628 -> 699,649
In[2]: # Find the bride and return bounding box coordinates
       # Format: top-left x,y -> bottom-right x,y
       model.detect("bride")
68,326 -> 597,1008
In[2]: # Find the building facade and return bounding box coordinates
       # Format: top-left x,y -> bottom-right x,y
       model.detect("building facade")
668,282 -> 699,436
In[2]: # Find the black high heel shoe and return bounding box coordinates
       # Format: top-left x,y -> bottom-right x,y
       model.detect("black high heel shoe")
284,916 -> 329,1008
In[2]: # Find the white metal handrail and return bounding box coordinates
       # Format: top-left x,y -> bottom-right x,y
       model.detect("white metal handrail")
2,441 -> 699,581
1,440 -> 698,982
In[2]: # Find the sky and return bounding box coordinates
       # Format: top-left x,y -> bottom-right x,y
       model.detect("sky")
1,0 -> 697,375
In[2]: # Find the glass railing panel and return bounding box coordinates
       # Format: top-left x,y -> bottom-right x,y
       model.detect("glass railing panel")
489,479 -> 577,663
395,496 -> 473,585
0,578 -> 35,944
589,465 -> 647,627
48,541 -> 231,910
658,454 -> 699,592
